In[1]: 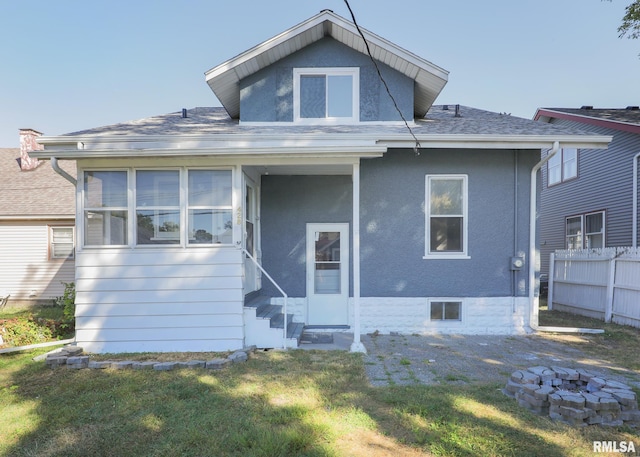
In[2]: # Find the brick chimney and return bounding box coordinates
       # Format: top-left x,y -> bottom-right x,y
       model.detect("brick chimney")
19,128 -> 43,171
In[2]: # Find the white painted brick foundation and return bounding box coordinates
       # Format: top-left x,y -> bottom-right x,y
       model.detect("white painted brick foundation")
274,296 -> 530,335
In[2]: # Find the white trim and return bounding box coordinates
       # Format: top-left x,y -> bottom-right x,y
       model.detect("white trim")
424,174 -> 469,258
293,67 -> 360,124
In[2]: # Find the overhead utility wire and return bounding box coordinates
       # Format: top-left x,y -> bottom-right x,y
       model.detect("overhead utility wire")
342,0 -> 422,155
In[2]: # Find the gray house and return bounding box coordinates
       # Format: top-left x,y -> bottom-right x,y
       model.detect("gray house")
534,107 -> 640,275
32,11 -> 609,353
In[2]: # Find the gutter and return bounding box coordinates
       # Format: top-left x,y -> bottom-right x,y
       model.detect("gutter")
528,141 -> 603,334
633,152 -> 640,248
51,157 -> 77,186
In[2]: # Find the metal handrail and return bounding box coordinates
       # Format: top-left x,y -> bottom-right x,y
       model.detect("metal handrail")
242,248 -> 289,350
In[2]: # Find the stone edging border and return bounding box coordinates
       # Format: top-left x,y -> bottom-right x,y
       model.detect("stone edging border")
44,346 -> 257,371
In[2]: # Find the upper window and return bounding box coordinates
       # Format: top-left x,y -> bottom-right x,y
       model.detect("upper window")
425,175 -> 469,258
49,226 -> 75,259
548,148 -> 577,186
566,211 -> 605,249
293,68 -> 359,124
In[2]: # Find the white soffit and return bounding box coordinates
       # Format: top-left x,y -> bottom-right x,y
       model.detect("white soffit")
205,10 -> 448,119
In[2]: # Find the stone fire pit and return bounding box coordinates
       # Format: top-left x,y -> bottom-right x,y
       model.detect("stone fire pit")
504,366 -> 640,427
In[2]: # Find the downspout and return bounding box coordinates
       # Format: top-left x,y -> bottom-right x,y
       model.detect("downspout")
633,152 -> 640,248
49,156 -> 79,345
528,142 -> 603,334
51,157 -> 77,186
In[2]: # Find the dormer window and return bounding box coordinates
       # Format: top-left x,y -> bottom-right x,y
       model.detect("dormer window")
293,68 -> 359,123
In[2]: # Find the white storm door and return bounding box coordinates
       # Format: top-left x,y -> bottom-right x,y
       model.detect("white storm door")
307,223 -> 349,325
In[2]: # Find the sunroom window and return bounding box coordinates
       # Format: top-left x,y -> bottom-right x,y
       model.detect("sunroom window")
83,171 -> 128,246
136,170 -> 181,245
81,168 -> 233,248
294,68 -> 359,123
187,170 -> 233,244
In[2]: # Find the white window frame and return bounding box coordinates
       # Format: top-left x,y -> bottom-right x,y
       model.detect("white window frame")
80,167 -> 234,249
428,299 -> 463,322
135,169 -> 182,245
548,148 -> 578,186
565,211 -> 605,249
293,67 -> 360,124
49,226 -> 75,260
82,169 -> 130,247
424,174 -> 469,259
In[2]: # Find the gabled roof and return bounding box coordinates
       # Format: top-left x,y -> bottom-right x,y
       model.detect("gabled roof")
205,10 -> 449,119
535,107 -> 640,135
0,148 -> 75,220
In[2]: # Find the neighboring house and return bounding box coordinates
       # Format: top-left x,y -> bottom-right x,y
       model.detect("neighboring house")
0,129 -> 76,306
31,11 -> 610,353
534,106 -> 640,275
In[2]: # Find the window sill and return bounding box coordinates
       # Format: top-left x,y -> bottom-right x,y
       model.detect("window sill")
423,254 -> 470,260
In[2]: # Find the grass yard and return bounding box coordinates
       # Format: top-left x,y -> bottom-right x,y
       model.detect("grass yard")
0,308 -> 639,456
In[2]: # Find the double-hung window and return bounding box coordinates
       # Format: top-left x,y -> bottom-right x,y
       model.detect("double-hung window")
566,211 -> 605,249
187,170 -> 233,244
83,171 -> 128,246
136,170 -> 181,245
293,68 -> 359,123
547,148 -> 577,186
49,226 -> 75,259
425,175 -> 469,258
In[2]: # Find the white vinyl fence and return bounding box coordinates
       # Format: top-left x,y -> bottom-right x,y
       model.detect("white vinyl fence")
549,247 -> 640,328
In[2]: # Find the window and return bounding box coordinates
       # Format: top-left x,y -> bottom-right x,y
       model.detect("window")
566,211 -> 605,249
136,170 -> 181,245
188,170 -> 232,244
83,171 -> 128,246
81,168 -> 233,248
425,175 -> 468,258
293,68 -> 359,123
548,148 -> 577,186
49,226 -> 74,259
430,301 -> 462,321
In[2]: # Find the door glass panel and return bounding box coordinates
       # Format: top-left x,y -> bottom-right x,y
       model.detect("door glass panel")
314,231 -> 341,294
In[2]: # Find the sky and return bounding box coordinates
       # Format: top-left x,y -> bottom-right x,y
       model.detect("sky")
0,0 -> 638,146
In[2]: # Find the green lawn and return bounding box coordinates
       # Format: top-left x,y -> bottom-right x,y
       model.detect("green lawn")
1,309 -> 639,456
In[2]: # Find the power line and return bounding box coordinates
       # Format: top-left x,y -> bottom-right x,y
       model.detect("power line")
342,0 -> 422,155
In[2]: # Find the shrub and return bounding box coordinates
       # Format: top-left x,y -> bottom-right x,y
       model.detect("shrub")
0,316 -> 53,347
54,281 -> 76,330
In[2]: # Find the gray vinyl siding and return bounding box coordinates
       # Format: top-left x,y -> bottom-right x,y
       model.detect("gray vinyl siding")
239,37 -> 414,123
539,118 -> 640,275
260,149 -> 538,298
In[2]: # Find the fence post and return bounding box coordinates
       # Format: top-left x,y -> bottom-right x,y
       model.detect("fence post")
605,257 -> 616,323
548,253 -> 554,311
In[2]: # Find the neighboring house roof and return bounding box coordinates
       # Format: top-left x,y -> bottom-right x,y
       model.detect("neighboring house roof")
205,9 -> 449,119
34,105 -> 611,159
0,148 -> 75,220
534,107 -> 640,135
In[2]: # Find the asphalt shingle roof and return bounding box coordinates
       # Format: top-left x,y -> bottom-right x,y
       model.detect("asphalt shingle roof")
0,148 -> 75,218
541,107 -> 640,126
59,105 -> 597,138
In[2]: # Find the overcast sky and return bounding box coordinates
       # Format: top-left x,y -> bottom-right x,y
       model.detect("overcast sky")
0,0 -> 638,146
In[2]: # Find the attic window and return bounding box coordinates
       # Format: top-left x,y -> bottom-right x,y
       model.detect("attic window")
293,68 -> 359,123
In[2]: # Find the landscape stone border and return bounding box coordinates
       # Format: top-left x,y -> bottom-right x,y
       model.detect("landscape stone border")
504,366 -> 640,427
44,346 -> 256,371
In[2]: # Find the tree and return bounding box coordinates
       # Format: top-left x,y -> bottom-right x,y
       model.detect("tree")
618,0 -> 640,39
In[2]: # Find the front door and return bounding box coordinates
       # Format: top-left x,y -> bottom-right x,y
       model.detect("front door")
306,223 -> 349,325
